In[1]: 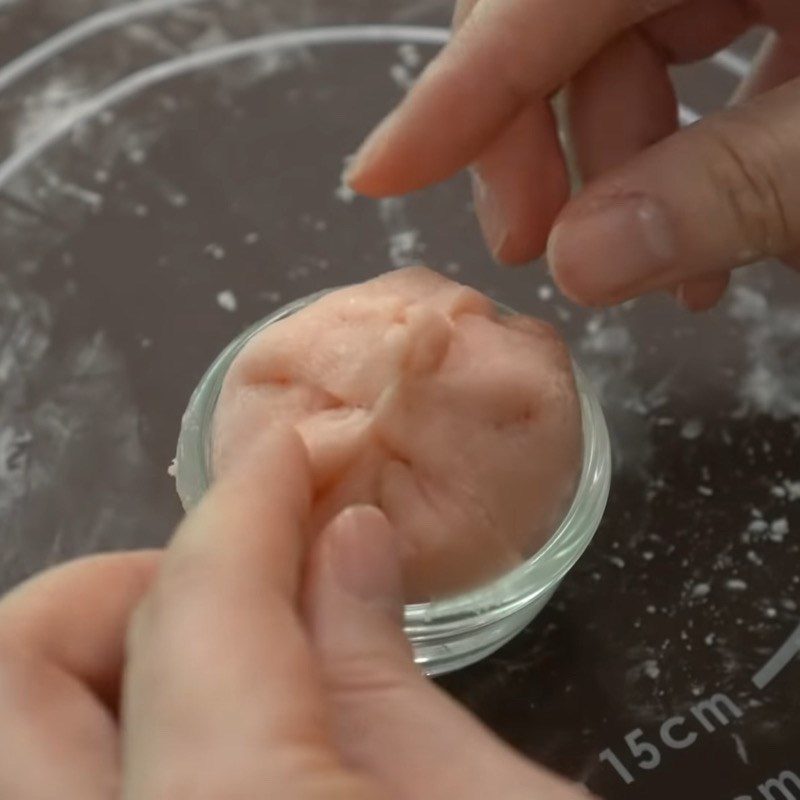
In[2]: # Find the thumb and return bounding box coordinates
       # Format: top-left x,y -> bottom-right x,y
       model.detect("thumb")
304,506 -> 589,800
548,76 -> 800,307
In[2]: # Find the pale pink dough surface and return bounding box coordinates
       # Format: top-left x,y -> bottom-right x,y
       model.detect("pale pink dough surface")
213,267 -> 583,601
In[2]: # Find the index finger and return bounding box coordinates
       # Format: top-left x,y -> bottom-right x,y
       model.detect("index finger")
122,430 -> 338,797
346,0 -> 681,196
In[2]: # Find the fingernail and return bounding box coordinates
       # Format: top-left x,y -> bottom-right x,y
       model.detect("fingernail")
327,506 -> 404,617
470,168 -> 508,260
675,282 -> 691,311
548,195 -> 677,303
344,111 -> 399,189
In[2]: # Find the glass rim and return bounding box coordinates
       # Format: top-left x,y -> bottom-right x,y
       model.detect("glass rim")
175,287 -> 612,636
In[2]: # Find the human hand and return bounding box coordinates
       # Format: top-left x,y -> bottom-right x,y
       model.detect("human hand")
0,430 -> 590,800
346,0 -> 800,311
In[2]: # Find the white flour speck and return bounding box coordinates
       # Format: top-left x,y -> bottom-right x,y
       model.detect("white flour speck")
398,43 -> 422,67
390,63 -> 415,91
770,517 -> 789,542
692,583 -> 711,598
747,518 -> 769,537
216,291 -> 238,313
538,285 -> 554,302
378,198 -> 424,268
643,660 -> 660,680
336,181 -> 356,204
726,578 -> 748,591
205,244 -> 226,260
680,418 -> 704,440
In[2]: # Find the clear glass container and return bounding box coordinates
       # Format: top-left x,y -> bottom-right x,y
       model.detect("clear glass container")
174,289 -> 612,676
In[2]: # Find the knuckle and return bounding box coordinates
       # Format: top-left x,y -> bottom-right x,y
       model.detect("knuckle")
323,647 -> 414,704
702,114 -> 793,257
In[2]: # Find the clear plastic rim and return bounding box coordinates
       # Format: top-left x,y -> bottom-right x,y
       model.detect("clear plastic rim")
175,288 -> 612,637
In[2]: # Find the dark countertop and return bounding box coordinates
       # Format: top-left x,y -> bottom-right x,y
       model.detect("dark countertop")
0,3 -> 797,798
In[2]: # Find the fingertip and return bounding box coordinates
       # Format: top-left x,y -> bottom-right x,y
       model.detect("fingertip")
676,273 -> 730,312
320,505 -> 404,618
217,426 -> 312,512
546,220 -> 614,307
472,105 -> 569,267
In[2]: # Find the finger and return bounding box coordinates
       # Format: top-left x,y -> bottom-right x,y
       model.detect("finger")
567,31 -> 678,181
346,0 -> 681,196
736,31 -> 800,101
305,506 -> 589,800
0,552 -> 159,703
457,0 -> 569,264
452,0 -> 478,28
471,104 -> 569,264
676,273 -> 731,312
639,0 -> 756,64
0,649 -> 120,799
0,552 -> 159,799
124,430 -> 378,799
548,77 -> 800,306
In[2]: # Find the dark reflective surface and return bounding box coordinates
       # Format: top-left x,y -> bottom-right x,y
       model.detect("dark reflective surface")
0,4 -> 796,798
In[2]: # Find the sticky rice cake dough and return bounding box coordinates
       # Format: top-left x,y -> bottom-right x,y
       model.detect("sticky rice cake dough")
213,267 -> 583,601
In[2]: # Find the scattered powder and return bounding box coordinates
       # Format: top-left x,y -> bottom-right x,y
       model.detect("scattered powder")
786,481 -> 800,500
216,291 -> 238,313
378,198 -> 424,268
680,418 -> 704,440
335,181 -> 356,204
204,243 -> 226,260
13,76 -> 88,151
398,43 -> 422,67
725,579 -> 748,592
643,660 -> 660,680
389,63 -> 415,91
537,285 -> 554,302
728,282 -> 800,419
748,518 -> 769,535
770,517 -> 789,542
